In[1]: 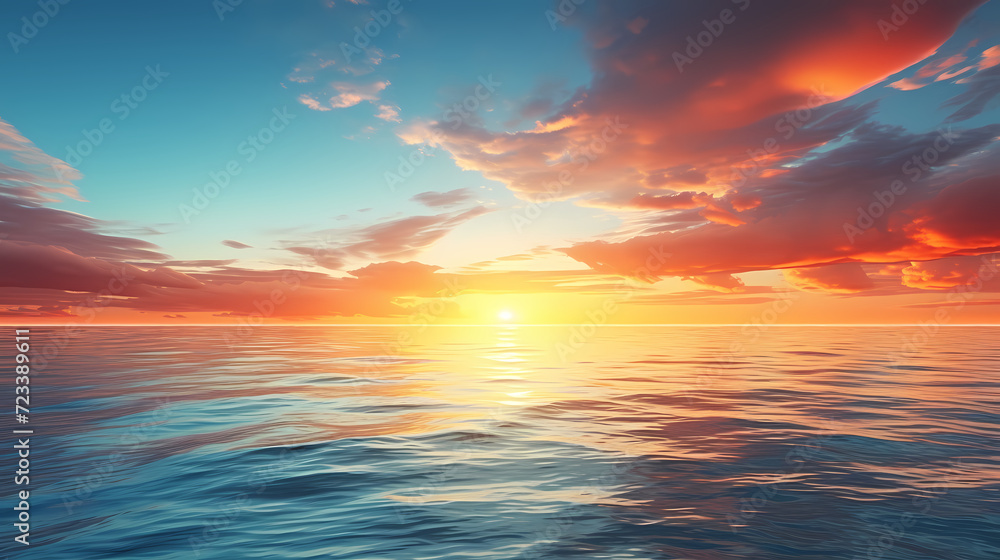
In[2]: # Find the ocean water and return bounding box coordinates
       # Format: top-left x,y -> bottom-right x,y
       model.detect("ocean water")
4,326 -> 999,559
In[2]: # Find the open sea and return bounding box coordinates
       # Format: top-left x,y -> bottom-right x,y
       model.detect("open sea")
3,326 -> 999,559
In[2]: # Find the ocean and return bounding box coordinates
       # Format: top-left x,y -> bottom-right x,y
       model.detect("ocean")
5,326 -> 999,559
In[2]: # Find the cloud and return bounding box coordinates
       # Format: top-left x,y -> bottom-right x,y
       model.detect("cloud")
904,299 -> 1000,309
296,81 -> 391,112
906,174 -> 1000,249
605,192 -> 708,211
634,285 -> 788,306
286,52 -> 337,84
0,119 -> 456,321
297,94 -> 330,112
0,254 -> 647,321
626,16 -> 649,35
684,273 -> 746,293
560,122 -> 1000,281
0,195 -> 166,262
977,45 -> 1000,70
286,206 -> 492,270
901,254 -> 1000,290
0,240 -> 201,293
0,305 -> 75,318
888,50 -> 972,91
348,261 -> 445,294
943,64 -> 1000,122
502,79 -> 574,127
411,188 -> 474,208
285,42 -> 391,86
375,104 -> 401,122
400,0 -> 985,205
222,240 -> 252,249
3,2 -> 998,323
785,263 -> 874,293
882,43 -> 1000,120
329,80 -> 389,108
0,117 -> 80,202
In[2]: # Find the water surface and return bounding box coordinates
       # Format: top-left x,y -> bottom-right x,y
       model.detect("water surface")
6,326 -> 1000,559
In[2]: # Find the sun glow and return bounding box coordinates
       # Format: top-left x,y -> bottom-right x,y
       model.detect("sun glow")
498,309 -> 514,322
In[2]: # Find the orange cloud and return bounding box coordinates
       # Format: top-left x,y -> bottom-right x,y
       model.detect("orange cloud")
785,263 -> 874,293
907,175 -> 1000,249
561,123 -> 1000,281
901,255 -> 1000,290
404,0 -> 985,209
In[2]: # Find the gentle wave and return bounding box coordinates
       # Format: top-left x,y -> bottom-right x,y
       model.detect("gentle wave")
6,326 -> 999,559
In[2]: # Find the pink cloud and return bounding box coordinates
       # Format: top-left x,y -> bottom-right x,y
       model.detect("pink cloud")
297,94 -> 330,111
295,81 -> 391,112
0,117 -> 81,202
329,80 -> 389,108
375,103 -> 401,122
889,52 -> 970,91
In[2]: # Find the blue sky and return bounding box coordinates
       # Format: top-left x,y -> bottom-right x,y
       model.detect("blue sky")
0,0 -> 602,269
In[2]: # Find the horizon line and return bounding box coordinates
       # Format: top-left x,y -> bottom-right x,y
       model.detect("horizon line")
3,323 -> 1000,327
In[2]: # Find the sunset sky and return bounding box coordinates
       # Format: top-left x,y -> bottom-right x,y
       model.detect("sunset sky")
1,0 -> 999,324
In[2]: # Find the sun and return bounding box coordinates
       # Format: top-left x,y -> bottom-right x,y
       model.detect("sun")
497,309 -> 514,322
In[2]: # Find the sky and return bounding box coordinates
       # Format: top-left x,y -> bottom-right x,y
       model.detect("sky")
1,0 -> 999,325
